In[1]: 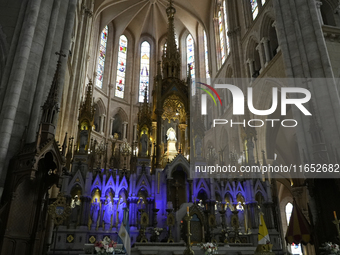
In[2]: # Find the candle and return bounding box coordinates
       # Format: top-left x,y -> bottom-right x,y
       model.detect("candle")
334,211 -> 337,220
187,206 -> 189,215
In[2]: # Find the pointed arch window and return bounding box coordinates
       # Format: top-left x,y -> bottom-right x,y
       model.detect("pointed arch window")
96,26 -> 108,88
203,31 -> 210,79
139,41 -> 150,102
218,11 -> 225,65
186,34 -> 195,94
115,35 -> 128,98
251,0 -> 259,20
223,1 -> 230,55
261,0 -> 266,6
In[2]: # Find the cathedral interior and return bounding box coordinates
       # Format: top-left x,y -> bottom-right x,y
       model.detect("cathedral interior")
1,0 -> 340,255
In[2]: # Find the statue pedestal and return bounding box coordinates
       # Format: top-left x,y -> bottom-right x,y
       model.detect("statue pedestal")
167,141 -> 177,161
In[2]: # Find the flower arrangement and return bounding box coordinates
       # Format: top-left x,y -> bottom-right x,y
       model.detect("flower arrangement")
154,227 -> 163,236
199,242 -> 218,255
320,242 -> 340,255
94,236 -> 117,254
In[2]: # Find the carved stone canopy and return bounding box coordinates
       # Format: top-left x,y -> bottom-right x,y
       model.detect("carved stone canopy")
162,94 -> 186,123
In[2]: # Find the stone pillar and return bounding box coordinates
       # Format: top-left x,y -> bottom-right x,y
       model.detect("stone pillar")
27,0 -> 62,142
156,110 -> 163,167
315,1 -> 323,25
133,123 -> 137,142
261,37 -> 271,65
178,124 -> 187,154
188,180 -> 193,202
81,196 -> 91,226
256,43 -> 265,71
122,121 -> 128,140
271,22 -> 281,53
263,202 -> 275,229
109,118 -> 114,137
113,198 -> 119,227
100,114 -> 105,134
246,58 -> 254,80
0,0 -> 42,190
99,198 -> 105,228
248,201 -> 259,229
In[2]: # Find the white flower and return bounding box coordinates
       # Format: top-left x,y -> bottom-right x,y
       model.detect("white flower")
207,248 -> 212,253
95,247 -> 100,252
108,247 -> 114,253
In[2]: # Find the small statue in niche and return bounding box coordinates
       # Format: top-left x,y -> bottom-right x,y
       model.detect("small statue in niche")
140,130 -> 148,157
90,198 -> 100,226
236,201 -> 245,232
117,197 -> 127,224
79,125 -> 88,152
103,198 -> 113,227
70,195 -> 81,224
167,127 -> 177,141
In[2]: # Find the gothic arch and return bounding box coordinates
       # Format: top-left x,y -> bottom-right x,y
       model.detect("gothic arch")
165,154 -> 190,178
245,36 -> 262,76
321,0 -> 338,26
136,34 -> 155,102
260,14 -> 279,59
112,107 -> 128,123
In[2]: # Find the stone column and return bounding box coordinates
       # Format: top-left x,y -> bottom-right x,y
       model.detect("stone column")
81,196 -> 91,226
188,180 -> 193,202
100,114 -> 105,134
0,0 -> 42,190
133,123 -> 137,142
263,202 -> 275,229
178,124 -> 187,154
248,201 -> 259,229
256,44 -> 265,71
271,22 -> 281,52
246,58 -> 254,80
315,1 -> 323,25
156,110 -> 163,167
261,37 -> 271,65
27,0 -> 62,142
109,118 -> 114,137
122,121 -> 128,140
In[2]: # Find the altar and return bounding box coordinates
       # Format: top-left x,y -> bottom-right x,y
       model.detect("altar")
131,242 -> 256,255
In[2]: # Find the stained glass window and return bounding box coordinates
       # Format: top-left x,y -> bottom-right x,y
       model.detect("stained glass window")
186,34 -> 195,95
223,1 -> 230,55
139,41 -> 150,102
115,35 -> 128,98
262,0 -> 266,5
96,26 -> 108,88
218,11 -> 225,64
203,31 -> 210,79
251,0 -> 259,19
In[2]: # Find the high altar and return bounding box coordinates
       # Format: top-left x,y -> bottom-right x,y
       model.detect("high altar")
48,1 -> 283,254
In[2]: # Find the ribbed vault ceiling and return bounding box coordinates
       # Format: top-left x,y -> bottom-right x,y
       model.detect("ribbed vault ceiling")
94,0 -> 212,44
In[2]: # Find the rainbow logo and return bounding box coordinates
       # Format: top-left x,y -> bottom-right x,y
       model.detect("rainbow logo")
196,82 -> 222,106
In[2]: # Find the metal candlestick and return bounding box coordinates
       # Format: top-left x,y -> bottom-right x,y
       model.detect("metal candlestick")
333,218 -> 340,241
166,208 -> 175,243
153,208 -> 159,227
183,214 -> 194,255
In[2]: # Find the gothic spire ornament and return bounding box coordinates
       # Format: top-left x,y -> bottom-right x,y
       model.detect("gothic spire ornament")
162,0 -> 181,78
41,51 -> 66,125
